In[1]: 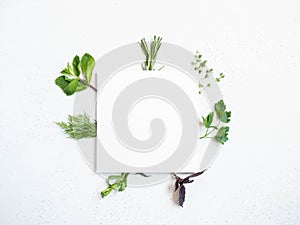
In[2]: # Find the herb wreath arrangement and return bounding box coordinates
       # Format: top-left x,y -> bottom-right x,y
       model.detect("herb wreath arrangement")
55,36 -> 231,207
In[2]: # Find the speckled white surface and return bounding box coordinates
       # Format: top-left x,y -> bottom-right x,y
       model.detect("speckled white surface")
0,0 -> 300,224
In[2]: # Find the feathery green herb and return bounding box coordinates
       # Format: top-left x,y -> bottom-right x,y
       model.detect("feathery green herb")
56,113 -> 96,139
192,51 -> 225,94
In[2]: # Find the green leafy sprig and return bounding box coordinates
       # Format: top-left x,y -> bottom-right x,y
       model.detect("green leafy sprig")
192,51 -> 225,94
200,100 -> 231,144
101,173 -> 129,197
55,53 -> 96,96
140,36 -> 163,71
56,113 -> 96,139
101,173 -> 150,198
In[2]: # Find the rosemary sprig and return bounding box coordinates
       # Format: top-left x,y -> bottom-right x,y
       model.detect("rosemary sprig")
140,35 -> 162,70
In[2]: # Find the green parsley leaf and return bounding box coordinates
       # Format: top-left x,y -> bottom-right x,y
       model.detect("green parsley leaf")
215,126 -> 229,144
202,112 -> 214,128
214,100 -> 231,123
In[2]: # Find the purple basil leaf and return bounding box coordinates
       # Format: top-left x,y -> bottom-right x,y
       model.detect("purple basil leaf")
179,185 -> 186,207
174,180 -> 179,191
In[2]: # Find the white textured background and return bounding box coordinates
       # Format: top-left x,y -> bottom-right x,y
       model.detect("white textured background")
1,0 -> 300,224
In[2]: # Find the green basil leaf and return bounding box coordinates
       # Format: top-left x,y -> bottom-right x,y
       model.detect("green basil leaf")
80,53 -> 95,84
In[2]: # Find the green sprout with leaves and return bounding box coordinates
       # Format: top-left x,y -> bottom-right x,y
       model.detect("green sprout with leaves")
140,36 -> 163,71
101,173 -> 129,197
101,173 -> 150,198
200,100 -> 231,144
192,51 -> 225,94
55,53 -> 96,95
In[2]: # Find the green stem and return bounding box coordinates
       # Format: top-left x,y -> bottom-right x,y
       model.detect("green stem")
200,121 -> 220,139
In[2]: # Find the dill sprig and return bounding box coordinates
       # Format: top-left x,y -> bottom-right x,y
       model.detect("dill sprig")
56,113 -> 96,139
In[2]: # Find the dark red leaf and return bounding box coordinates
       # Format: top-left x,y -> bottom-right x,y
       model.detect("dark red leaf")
179,185 -> 186,207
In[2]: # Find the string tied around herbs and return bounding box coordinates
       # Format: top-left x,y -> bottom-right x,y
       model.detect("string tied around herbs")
173,170 -> 206,207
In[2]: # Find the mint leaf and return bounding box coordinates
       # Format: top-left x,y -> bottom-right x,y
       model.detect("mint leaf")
55,76 -> 69,89
76,82 -> 87,92
60,63 -> 74,76
72,55 -> 80,76
214,100 -> 231,123
63,79 -> 78,96
80,53 -> 95,83
215,126 -> 229,144
55,76 -> 79,96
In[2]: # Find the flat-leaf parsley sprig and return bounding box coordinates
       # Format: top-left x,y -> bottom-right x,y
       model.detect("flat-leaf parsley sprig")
200,100 -> 231,144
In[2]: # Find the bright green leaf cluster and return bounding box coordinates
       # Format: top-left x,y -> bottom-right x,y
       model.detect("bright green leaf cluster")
100,173 -> 150,198
200,100 -> 231,145
55,53 -> 95,96
101,173 -> 129,198
55,113 -> 96,139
